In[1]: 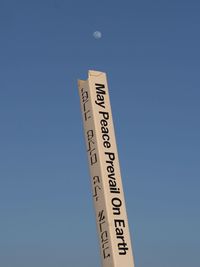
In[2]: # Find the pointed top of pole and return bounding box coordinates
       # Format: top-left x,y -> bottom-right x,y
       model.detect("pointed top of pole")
88,70 -> 106,77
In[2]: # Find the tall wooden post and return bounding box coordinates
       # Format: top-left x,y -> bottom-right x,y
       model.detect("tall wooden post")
78,70 -> 135,267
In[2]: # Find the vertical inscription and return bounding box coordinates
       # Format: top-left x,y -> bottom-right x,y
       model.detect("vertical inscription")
94,82 -> 131,256
79,83 -> 111,262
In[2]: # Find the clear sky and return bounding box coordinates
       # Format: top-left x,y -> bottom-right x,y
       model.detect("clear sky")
0,0 -> 200,266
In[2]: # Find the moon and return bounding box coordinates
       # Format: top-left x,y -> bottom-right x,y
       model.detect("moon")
93,31 -> 102,39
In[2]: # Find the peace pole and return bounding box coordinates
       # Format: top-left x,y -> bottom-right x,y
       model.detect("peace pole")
78,70 -> 135,267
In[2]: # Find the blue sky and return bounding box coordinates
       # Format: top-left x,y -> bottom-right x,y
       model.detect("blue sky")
0,0 -> 200,266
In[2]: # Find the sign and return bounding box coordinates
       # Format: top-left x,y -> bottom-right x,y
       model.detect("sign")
78,70 -> 135,267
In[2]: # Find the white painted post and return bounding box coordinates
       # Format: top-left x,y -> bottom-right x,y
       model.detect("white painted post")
78,70 -> 135,267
